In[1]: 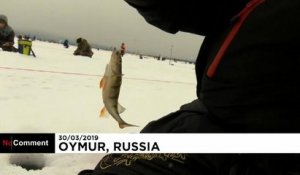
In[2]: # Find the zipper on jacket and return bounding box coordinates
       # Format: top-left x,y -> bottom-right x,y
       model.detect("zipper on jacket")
206,0 -> 265,78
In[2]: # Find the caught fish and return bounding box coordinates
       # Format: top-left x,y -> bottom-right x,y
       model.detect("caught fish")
99,48 -> 137,129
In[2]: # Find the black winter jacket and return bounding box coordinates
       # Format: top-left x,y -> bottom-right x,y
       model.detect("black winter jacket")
126,0 -> 300,132
0,25 -> 15,46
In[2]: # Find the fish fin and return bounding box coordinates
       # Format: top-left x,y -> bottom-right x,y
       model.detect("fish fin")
119,122 -> 139,129
99,78 -> 104,89
100,107 -> 109,118
117,103 -> 126,114
100,78 -> 105,89
100,65 -> 110,89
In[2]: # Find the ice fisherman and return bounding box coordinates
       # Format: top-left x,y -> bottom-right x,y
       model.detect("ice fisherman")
79,0 -> 300,174
63,39 -> 69,48
73,37 -> 94,58
0,14 -> 17,52
17,35 -> 36,57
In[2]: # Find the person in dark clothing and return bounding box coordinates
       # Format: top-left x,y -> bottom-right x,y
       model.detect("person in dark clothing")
63,39 -> 69,48
0,14 -> 17,52
74,37 -> 94,58
79,0 -> 300,174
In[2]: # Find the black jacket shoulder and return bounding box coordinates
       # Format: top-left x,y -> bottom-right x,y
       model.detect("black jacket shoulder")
125,0 -> 248,35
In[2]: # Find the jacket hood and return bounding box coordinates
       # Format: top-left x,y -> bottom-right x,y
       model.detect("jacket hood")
0,14 -> 8,25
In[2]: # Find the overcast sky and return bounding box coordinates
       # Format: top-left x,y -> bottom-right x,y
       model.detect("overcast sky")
1,0 -> 204,61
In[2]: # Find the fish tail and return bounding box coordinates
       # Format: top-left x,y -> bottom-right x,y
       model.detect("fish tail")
119,122 -> 138,129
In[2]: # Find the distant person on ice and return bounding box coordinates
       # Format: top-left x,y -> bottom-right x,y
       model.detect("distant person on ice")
0,14 -> 17,52
73,37 -> 93,58
17,34 -> 36,57
63,39 -> 69,48
120,42 -> 126,56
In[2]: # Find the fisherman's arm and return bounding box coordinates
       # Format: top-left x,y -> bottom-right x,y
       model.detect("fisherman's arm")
73,48 -> 80,55
1,30 -> 15,47
74,42 -> 84,54
8,29 -> 15,44
124,0 -> 248,36
2,42 -> 14,47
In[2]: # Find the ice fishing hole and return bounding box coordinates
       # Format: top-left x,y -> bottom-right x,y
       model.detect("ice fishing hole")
9,154 -> 46,170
